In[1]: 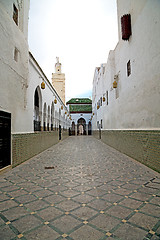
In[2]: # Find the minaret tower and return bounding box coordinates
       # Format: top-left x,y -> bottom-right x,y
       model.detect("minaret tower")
52,57 -> 65,104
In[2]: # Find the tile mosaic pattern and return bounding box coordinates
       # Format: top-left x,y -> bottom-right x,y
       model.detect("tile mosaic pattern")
0,136 -> 160,240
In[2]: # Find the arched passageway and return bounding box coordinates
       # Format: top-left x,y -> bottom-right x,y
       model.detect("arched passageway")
88,121 -> 92,135
71,121 -> 75,135
77,118 -> 86,135
34,87 -> 42,131
47,106 -> 50,131
43,103 -> 47,131
51,102 -> 54,131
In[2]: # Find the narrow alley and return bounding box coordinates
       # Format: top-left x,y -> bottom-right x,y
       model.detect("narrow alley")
0,136 -> 160,240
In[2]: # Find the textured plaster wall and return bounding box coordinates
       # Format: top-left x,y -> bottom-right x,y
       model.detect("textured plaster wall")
92,0 -> 160,130
0,1 -> 30,133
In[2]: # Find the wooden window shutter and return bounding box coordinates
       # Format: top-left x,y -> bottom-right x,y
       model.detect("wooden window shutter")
121,14 -> 132,40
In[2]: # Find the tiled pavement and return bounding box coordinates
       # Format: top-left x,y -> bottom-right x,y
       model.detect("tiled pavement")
0,136 -> 160,240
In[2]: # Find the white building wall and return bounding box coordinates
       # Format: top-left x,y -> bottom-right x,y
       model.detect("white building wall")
92,0 -> 160,130
71,113 -> 92,125
28,54 -> 71,131
0,0 -> 30,133
0,0 -> 71,134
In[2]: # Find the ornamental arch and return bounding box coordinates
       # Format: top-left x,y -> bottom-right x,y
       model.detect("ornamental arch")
43,102 -> 47,131
77,118 -> 86,135
51,102 -> 54,130
34,86 -> 42,131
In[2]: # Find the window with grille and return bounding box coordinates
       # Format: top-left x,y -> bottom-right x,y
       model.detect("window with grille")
121,14 -> 131,40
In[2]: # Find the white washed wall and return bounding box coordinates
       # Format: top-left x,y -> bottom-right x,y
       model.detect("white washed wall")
92,0 -> 160,130
70,113 -> 92,125
28,54 -> 71,131
0,0 -> 30,133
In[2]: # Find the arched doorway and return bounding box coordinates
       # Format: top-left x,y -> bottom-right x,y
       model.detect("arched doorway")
47,106 -> 50,131
71,121 -> 75,135
77,118 -> 86,135
59,109 -> 61,140
51,102 -> 54,131
88,121 -> 92,135
43,103 -> 47,131
34,87 -> 42,131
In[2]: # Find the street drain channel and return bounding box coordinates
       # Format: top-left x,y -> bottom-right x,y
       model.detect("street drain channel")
45,166 -> 55,169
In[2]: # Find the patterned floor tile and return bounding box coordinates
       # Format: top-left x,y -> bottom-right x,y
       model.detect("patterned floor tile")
0,224 -> 17,240
71,206 -> 98,220
72,194 -> 94,204
140,203 -> 160,217
90,214 -> 120,231
25,199 -> 49,211
0,136 -> 160,239
51,215 -> 81,233
129,212 -> 158,230
15,193 -> 37,204
119,198 -> 143,209
105,205 -> 133,219
61,190 -> 79,198
2,206 -> 28,221
37,206 -> 63,221
55,199 -> 80,212
114,223 -> 148,240
69,225 -> 104,240
24,225 -> 60,240
0,199 -> 18,211
87,199 -> 112,210
12,214 -> 42,233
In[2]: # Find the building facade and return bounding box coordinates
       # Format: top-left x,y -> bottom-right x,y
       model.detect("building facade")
66,98 -> 92,135
92,0 -> 160,172
93,0 -> 160,130
0,0 -> 71,170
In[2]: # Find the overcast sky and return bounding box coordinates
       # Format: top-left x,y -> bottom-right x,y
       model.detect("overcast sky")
28,0 -> 118,102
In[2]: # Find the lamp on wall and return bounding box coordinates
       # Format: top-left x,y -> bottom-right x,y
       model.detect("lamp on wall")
41,82 -> 45,89
65,111 -> 67,114
61,106 -> 63,110
103,97 -> 105,102
97,105 -> 100,110
113,80 -> 117,88
54,98 -> 57,104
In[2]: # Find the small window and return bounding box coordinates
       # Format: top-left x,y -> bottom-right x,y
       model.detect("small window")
14,48 -> 19,62
127,60 -> 131,77
13,4 -> 18,25
101,119 -> 103,129
100,97 -> 102,106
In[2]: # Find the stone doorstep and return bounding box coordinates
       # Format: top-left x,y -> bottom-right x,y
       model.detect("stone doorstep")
0,165 -> 12,175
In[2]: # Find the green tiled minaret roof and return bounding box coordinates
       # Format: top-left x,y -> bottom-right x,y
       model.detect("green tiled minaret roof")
66,98 -> 92,104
